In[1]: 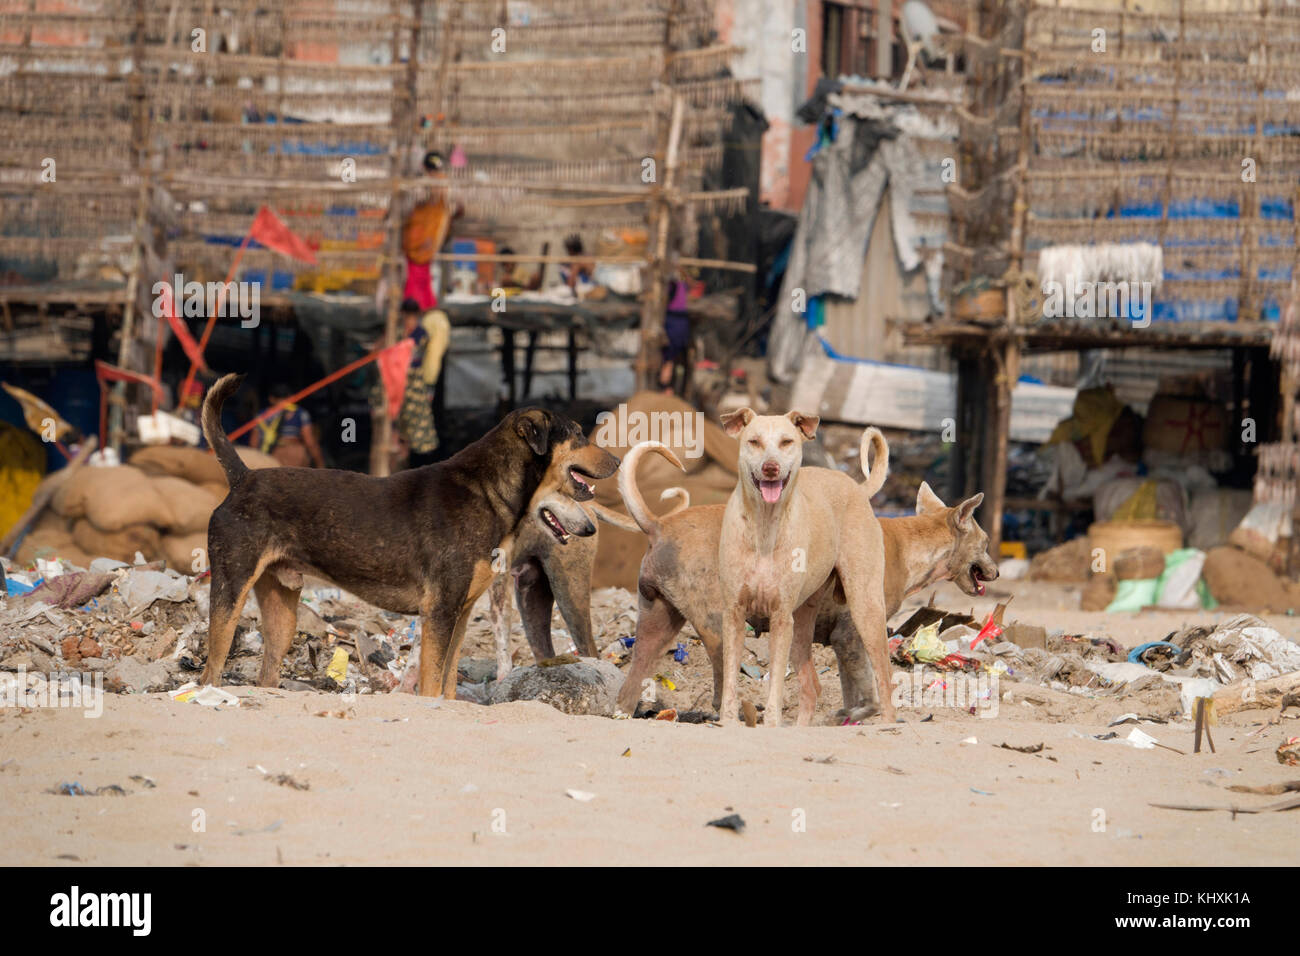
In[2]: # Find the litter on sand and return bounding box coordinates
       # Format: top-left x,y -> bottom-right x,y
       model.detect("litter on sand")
706,813 -> 745,832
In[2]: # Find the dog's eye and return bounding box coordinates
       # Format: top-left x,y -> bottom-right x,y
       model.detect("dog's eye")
748,438 -> 761,448
780,438 -> 793,448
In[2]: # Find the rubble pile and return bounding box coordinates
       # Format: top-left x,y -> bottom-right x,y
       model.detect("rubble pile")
0,558 -> 428,699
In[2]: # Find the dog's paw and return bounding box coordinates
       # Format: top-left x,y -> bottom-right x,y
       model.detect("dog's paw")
832,702 -> 880,725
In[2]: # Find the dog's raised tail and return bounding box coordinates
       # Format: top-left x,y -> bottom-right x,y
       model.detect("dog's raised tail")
589,488 -> 690,534
859,426 -> 889,498
617,440 -> 685,539
202,373 -> 250,487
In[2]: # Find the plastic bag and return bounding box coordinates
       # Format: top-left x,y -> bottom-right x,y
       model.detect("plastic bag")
1156,548 -> 1213,610
1106,577 -> 1159,612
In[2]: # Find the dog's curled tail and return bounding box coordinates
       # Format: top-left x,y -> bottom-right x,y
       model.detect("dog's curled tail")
202,373 -> 250,487
617,440 -> 685,539
589,487 -> 690,534
859,426 -> 889,498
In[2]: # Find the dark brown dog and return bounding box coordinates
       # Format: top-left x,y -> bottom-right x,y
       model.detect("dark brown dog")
199,373 -> 618,696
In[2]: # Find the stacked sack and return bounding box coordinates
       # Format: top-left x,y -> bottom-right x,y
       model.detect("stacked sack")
16,446 -> 279,570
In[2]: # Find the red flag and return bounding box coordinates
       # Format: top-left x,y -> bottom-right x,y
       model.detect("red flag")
157,281 -> 207,370
248,205 -> 317,264
378,339 -> 415,420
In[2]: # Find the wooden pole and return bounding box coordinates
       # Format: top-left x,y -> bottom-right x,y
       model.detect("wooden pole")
877,0 -> 893,81
984,3 -> 1034,555
637,1 -> 683,392
638,93 -> 684,390
109,0 -> 149,456
372,0 -> 423,476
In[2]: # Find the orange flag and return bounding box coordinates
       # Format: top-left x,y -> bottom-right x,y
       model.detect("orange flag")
249,206 -> 317,264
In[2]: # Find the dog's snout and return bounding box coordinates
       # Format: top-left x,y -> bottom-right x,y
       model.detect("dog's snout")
761,460 -> 780,479
595,449 -> 620,477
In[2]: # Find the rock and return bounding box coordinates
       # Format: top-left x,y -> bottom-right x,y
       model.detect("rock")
142,626 -> 177,661
487,658 -> 624,716
458,657 -> 498,684
61,635 -> 82,664
0,648 -> 56,674
455,682 -> 490,705
27,634 -> 57,656
104,656 -> 170,694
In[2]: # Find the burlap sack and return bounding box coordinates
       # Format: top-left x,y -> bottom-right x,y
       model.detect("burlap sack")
130,446 -> 226,486
50,466 -> 93,518
32,507 -> 70,535
130,444 -> 280,489
162,531 -> 209,574
1113,546 -> 1166,581
235,446 -> 282,471
200,481 -> 229,501
72,518 -> 162,563
15,526 -> 92,567
586,394 -> 738,591
590,391 -> 738,478
151,476 -> 220,534
57,465 -> 172,531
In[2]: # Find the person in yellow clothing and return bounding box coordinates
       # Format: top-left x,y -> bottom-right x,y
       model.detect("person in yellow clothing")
249,383 -> 326,469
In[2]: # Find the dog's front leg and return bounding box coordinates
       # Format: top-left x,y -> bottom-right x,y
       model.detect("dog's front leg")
790,601 -> 822,727
718,605 -> 747,726
442,607 -> 474,699
488,574 -> 513,679
418,600 -> 458,698
764,610 -> 795,727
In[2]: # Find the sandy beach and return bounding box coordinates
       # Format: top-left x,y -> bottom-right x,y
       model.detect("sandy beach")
4,579 -> 1296,867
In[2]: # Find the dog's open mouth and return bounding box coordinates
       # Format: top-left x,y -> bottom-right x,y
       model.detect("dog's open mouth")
569,467 -> 596,501
752,473 -> 786,504
540,507 -> 571,543
970,566 -> 987,596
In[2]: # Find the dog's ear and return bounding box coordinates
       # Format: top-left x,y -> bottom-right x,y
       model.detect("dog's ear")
916,481 -> 947,515
786,410 -> 819,440
720,406 -> 754,437
514,409 -> 552,456
953,492 -> 984,531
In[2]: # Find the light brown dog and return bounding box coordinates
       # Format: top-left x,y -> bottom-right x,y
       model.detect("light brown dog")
716,408 -> 893,726
614,428 -> 997,720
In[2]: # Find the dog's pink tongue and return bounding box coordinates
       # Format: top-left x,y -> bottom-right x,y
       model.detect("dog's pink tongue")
760,480 -> 783,503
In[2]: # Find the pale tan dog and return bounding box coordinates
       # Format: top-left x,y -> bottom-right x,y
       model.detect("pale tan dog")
717,408 -> 894,727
